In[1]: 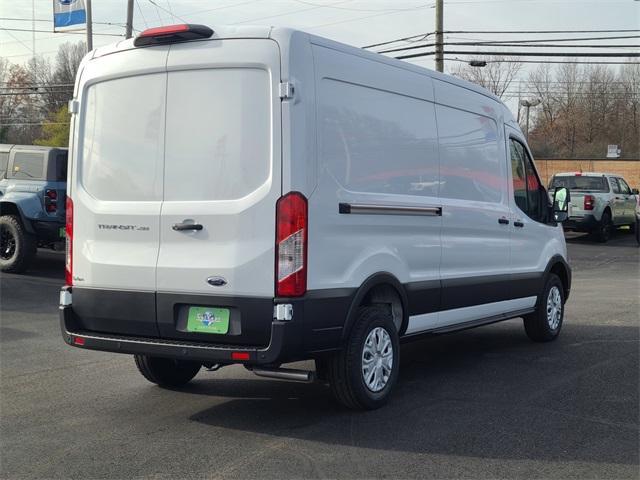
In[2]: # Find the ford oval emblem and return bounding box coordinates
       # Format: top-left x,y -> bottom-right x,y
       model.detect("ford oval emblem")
207,276 -> 227,287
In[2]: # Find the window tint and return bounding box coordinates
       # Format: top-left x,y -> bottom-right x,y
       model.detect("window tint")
610,177 -> 621,194
81,74 -> 165,201
164,68 -> 271,201
437,105 -> 504,203
510,139 -> 545,223
0,152 -> 8,177
510,141 -> 528,213
618,178 -> 631,195
550,175 -> 608,192
11,152 -> 45,179
320,79 -> 439,198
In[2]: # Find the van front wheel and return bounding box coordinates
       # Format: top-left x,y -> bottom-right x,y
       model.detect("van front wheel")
134,355 -> 201,388
523,273 -> 565,342
327,306 -> 400,410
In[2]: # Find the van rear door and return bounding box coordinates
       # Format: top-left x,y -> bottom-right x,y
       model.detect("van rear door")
155,40 -> 282,344
71,47 -> 169,337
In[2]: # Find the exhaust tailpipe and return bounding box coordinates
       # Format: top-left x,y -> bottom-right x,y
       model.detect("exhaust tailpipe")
251,367 -> 315,383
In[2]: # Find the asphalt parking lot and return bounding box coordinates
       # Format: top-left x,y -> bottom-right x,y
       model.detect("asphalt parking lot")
1,232 -> 638,479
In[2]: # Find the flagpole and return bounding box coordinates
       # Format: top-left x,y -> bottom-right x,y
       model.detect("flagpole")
86,0 -> 93,51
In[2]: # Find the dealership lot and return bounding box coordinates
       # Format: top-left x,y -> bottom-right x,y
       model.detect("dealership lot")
1,234 -> 638,479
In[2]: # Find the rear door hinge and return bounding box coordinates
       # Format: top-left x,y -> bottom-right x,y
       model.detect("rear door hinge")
279,81 -> 295,100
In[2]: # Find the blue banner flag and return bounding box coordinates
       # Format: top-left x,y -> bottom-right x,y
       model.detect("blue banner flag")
53,0 -> 87,29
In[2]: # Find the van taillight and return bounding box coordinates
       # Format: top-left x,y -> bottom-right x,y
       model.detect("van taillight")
275,192 -> 308,297
65,197 -> 73,286
584,195 -> 595,211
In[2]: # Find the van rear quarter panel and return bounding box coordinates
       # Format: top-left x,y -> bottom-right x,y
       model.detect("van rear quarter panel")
308,44 -> 441,294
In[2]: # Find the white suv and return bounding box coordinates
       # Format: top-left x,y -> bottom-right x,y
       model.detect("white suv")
60,24 -> 571,410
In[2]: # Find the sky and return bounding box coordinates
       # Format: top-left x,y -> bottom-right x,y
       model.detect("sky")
1,0 -> 639,85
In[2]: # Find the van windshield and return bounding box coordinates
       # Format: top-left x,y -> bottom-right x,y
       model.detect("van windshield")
550,175 -> 609,192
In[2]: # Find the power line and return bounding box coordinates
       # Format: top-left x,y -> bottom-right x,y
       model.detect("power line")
379,42 -> 640,55
364,30 -> 640,50
440,57 -> 639,65
145,0 -> 186,23
0,17 -> 127,28
289,0 -> 434,12
397,50 -> 640,60
0,27 -> 123,37
376,36 -> 640,54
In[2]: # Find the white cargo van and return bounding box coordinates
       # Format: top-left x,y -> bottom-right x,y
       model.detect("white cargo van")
60,24 -> 572,410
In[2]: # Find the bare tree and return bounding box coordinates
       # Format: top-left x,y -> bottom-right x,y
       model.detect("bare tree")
450,55 -> 523,99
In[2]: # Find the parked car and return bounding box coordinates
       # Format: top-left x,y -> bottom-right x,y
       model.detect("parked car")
0,144 -> 67,272
59,24 -> 571,410
549,172 -> 638,242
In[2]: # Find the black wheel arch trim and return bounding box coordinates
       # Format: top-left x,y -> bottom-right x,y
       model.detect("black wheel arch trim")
543,254 -> 572,301
341,272 -> 410,341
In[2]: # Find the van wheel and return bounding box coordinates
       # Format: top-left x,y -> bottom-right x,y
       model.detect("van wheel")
594,211 -> 612,243
327,306 -> 400,410
523,274 -> 565,342
134,355 -> 201,388
0,215 -> 37,273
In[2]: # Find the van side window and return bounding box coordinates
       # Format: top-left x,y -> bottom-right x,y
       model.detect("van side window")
320,79 -> 439,198
510,139 -> 545,223
10,152 -> 45,179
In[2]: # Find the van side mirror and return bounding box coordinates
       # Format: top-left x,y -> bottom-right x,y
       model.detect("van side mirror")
632,188 -> 639,195
552,186 -> 570,222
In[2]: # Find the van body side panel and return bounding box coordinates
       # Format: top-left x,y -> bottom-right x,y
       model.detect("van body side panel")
433,79 -> 515,327
309,44 -> 442,334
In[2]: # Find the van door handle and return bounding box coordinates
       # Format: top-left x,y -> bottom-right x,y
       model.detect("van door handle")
498,217 -> 510,225
172,222 -> 203,231
514,221 -> 524,228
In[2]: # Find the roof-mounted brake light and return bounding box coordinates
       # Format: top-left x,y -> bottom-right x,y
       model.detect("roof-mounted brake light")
134,24 -> 213,47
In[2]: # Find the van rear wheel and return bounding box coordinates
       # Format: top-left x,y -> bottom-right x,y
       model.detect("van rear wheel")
134,355 -> 201,388
326,306 -> 400,410
523,273 -> 565,342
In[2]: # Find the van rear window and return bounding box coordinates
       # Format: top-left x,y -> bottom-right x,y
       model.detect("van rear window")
163,68 -> 271,201
550,175 -> 608,192
10,152 -> 45,179
80,74 -> 165,201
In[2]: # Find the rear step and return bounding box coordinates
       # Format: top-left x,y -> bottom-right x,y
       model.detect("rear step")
249,367 -> 315,383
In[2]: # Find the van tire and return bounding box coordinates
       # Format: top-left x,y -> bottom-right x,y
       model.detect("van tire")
327,306 -> 400,410
523,274 -> 565,342
134,355 -> 201,388
0,215 -> 37,273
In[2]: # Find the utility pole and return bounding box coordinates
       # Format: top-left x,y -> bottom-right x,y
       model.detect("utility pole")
520,99 -> 540,141
125,0 -> 134,39
435,0 -> 444,72
86,0 -> 93,51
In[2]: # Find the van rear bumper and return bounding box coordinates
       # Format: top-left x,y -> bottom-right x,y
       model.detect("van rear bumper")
60,304 -> 289,365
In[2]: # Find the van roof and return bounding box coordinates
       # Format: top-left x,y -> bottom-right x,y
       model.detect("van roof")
88,25 -> 515,125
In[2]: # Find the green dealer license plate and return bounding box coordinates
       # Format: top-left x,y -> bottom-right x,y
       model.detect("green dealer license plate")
186,307 -> 230,334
